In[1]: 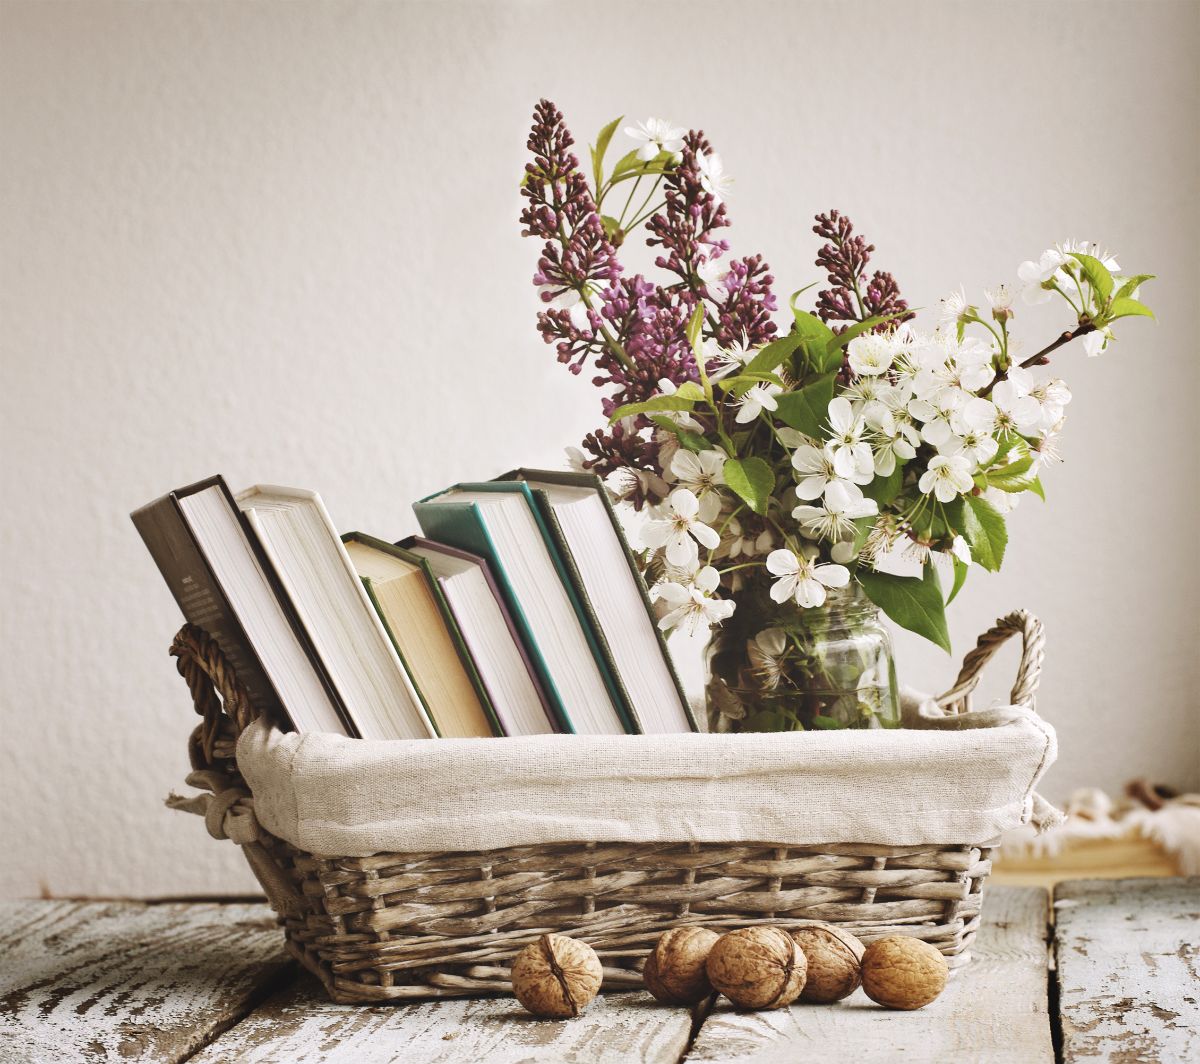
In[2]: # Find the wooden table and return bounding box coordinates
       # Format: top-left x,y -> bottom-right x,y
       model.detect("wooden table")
3,878 -> 1195,1063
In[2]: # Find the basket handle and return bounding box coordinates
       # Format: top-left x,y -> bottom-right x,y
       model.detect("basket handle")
934,610 -> 1045,715
169,623 -> 261,769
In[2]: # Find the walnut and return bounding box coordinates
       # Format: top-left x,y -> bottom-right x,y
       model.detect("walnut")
705,927 -> 807,1010
510,933 -> 603,1018
643,927 -> 720,1005
860,935 -> 948,1010
792,924 -> 865,1003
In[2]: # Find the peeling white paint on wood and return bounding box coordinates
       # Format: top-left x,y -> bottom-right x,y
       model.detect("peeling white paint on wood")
189,977 -> 698,1064
686,886 -> 1054,1063
0,900 -> 289,1063
1055,876 -> 1200,1063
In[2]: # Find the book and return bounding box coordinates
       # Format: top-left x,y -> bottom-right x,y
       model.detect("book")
502,469 -> 698,733
237,485 -> 435,741
403,537 -> 558,737
413,482 -> 633,734
342,532 -> 499,739
130,476 -> 351,736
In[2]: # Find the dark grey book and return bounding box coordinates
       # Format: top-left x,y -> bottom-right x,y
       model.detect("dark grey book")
131,475 -> 353,736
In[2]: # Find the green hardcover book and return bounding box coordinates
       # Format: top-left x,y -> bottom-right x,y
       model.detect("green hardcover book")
343,532 -> 502,738
500,469 -> 699,733
413,482 -> 633,734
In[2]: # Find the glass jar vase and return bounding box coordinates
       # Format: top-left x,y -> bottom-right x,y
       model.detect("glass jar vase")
706,577 -> 901,732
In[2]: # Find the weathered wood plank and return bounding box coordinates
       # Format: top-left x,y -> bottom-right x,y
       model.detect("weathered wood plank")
0,900 -> 291,1063
686,885 -> 1053,1063
191,975 -> 699,1064
1055,876 -> 1200,1063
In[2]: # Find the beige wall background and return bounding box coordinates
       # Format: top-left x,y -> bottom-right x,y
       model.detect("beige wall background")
2,0 -> 1197,898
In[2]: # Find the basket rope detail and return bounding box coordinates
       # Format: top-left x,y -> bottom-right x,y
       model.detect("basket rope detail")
167,612 -> 1045,1003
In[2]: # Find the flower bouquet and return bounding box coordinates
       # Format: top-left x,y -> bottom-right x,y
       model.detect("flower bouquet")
519,100 -> 1155,733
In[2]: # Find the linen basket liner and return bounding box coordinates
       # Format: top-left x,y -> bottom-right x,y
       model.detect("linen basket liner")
236,697 -> 1057,859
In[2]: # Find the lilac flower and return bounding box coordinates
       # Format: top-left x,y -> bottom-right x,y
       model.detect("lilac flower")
813,209 -> 913,333
647,131 -> 731,285
521,99 -> 622,373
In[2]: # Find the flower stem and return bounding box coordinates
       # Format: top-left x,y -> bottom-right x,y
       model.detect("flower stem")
978,323 -> 1097,398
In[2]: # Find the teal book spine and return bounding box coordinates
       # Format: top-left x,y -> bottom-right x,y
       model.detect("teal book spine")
449,482 -> 635,733
412,491 -> 577,734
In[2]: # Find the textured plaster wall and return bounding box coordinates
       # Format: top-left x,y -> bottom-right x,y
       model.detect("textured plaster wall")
2,0 -> 1197,898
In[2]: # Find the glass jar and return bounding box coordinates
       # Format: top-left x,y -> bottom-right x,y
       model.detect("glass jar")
706,578 -> 900,732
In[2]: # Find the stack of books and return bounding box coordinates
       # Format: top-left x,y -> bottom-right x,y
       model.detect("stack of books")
132,470 -> 697,739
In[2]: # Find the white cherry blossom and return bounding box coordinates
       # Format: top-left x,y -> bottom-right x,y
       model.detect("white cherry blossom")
735,381 -> 782,423
939,418 -> 999,469
655,565 -> 735,634
961,380 -> 1041,437
909,388 -> 967,447
1018,248 -> 1068,304
951,535 -> 972,565
847,333 -> 896,376
792,481 -> 878,541
641,488 -> 721,567
918,455 -> 975,502
697,151 -> 733,202
792,443 -> 870,502
1083,327 -> 1113,358
670,448 -> 726,499
766,547 -> 851,608
870,418 -> 920,476
1058,239 -> 1120,273
825,397 -> 876,480
624,117 -> 686,162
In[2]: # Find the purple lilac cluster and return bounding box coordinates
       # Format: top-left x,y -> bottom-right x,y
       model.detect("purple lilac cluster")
520,100 -> 621,376
520,103 -> 785,503
813,210 -> 913,334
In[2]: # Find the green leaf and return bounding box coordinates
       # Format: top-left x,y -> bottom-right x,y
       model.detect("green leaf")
745,332 -> 804,375
811,715 -> 847,730
826,309 -> 913,352
791,311 -> 842,373
788,282 -> 819,312
982,439 -> 1035,491
609,395 -> 696,422
676,381 -> 705,401
947,555 -> 969,606
1069,252 -> 1113,305
773,373 -> 836,437
862,464 -> 903,506
686,303 -> 705,352
858,563 -> 951,653
1107,296 -> 1155,321
961,492 -> 1007,572
724,457 -> 775,515
718,370 -> 787,396
599,215 -> 622,242
591,115 -> 623,191
1027,475 -> 1046,501
649,416 -> 709,453
1114,274 -> 1154,301
609,148 -> 643,180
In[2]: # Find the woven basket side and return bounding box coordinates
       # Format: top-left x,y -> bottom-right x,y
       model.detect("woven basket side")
164,615 -> 1042,1004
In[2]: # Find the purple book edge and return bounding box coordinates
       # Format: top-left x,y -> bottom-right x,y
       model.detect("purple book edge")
401,536 -> 562,735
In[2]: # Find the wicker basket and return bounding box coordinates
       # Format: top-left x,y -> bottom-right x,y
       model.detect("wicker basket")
168,610 -> 1045,1004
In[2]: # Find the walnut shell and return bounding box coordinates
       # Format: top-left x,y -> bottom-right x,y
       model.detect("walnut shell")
860,935 -> 948,1010
706,927 -> 807,1010
643,927 -> 720,1005
792,924 -> 865,1003
511,933 -> 603,1018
